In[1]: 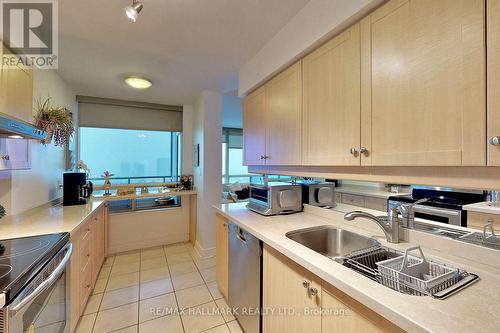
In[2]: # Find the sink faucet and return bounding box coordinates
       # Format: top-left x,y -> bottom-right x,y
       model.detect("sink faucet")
394,198 -> 428,229
344,209 -> 400,243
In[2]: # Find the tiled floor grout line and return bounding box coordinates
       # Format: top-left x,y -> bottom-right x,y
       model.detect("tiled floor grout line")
78,244 -> 227,333
90,256 -> 113,333
164,245 -> 188,333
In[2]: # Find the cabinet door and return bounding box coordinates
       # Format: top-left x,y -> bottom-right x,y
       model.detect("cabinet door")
68,230 -> 81,333
266,61 -> 302,165
0,139 -> 30,170
215,214 -> 229,299
363,0 -> 485,166
0,47 -> 33,123
263,245 -> 321,333
322,281 -> 404,333
92,206 -> 105,282
243,86 -> 267,165
488,0 -> 500,165
303,24 -> 361,165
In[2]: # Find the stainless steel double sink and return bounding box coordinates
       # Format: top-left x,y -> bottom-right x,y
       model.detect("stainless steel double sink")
286,225 -> 380,260
285,225 -> 478,298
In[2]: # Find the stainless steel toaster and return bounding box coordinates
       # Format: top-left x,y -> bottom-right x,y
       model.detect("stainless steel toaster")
247,182 -> 302,216
299,181 -> 336,208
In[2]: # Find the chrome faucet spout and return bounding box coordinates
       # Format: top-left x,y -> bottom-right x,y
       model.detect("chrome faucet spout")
344,210 -> 400,243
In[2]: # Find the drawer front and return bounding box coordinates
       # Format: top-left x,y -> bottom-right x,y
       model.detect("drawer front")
79,260 -> 92,311
364,197 -> 387,212
467,211 -> 500,231
341,194 -> 365,207
79,234 -> 91,271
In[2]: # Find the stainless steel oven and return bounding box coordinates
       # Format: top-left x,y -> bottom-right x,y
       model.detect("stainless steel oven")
0,242 -> 73,333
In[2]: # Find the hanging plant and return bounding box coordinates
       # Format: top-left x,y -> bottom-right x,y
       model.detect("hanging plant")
34,97 -> 75,147
0,204 -> 5,220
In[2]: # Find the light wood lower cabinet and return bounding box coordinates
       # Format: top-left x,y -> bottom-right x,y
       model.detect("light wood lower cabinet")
263,244 -> 322,333
262,244 -> 405,333
216,213 -> 229,299
322,282 -> 404,333
69,204 -> 107,332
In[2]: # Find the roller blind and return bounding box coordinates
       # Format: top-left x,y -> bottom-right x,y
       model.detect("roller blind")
78,96 -> 183,132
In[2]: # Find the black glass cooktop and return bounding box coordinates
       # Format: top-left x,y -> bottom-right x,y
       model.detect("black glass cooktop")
0,232 -> 69,304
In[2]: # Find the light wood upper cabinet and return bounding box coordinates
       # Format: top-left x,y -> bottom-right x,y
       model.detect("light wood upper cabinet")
487,0 -> 500,165
302,24 -> 361,166
243,61 -> 302,166
0,44 -> 33,123
263,244 -> 321,333
215,213 -> 229,299
266,61 -> 302,165
361,0 -> 486,166
243,86 -> 267,165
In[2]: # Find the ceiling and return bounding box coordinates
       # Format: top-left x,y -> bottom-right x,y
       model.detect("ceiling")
57,0 -> 310,106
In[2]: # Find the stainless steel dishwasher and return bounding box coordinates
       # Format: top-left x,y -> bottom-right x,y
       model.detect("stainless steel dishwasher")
228,222 -> 262,333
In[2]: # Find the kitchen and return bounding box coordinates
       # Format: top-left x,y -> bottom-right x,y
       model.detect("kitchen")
1,0 -> 500,333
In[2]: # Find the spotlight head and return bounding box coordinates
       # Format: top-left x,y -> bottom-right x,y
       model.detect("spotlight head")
125,1 -> 143,22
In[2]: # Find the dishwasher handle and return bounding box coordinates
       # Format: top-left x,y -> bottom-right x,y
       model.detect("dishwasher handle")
236,228 -> 247,243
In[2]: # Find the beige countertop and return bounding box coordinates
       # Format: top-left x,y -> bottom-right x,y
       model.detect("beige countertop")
93,189 -> 197,201
0,199 -> 106,240
0,189 -> 197,240
214,203 -> 500,333
463,201 -> 500,215
336,185 -> 410,199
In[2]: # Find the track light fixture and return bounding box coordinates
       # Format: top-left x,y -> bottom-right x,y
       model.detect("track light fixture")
125,0 -> 143,22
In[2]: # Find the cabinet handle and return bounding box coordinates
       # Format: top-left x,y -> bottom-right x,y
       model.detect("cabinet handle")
349,148 -> 358,156
360,147 -> 369,156
0,155 -> 10,161
309,287 -> 319,297
490,137 -> 500,146
302,280 -> 310,289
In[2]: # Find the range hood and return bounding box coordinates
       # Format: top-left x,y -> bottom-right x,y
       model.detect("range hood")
0,112 -> 47,140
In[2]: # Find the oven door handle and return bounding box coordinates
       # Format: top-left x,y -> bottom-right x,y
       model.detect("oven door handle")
11,243 -> 73,313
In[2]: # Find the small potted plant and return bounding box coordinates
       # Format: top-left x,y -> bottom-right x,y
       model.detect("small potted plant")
0,204 -> 5,220
34,97 -> 75,147
102,171 -> 114,196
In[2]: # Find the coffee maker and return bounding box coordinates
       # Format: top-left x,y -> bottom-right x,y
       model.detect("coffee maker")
63,172 -> 93,206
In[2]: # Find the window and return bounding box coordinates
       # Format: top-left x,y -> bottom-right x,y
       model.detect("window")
79,127 -> 181,185
221,128 -> 254,184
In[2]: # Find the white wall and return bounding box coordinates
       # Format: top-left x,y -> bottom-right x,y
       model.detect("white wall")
238,0 -> 385,96
0,70 -> 77,215
182,104 -> 194,175
222,94 -> 243,129
192,90 -> 222,256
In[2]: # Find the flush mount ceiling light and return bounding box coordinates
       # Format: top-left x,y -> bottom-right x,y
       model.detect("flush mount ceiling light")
125,0 -> 143,22
124,76 -> 152,89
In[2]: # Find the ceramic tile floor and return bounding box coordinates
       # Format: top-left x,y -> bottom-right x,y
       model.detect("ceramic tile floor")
76,242 -> 243,333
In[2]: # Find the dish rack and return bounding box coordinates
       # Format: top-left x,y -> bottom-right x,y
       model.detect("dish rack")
343,246 -> 479,299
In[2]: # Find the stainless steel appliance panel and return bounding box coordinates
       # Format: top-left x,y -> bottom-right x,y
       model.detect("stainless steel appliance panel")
2,242 -> 72,333
228,222 -> 262,333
